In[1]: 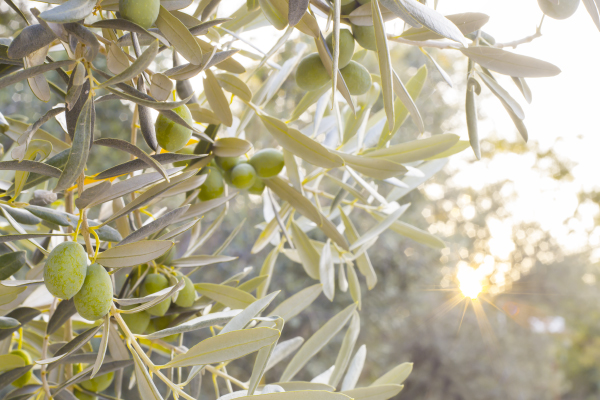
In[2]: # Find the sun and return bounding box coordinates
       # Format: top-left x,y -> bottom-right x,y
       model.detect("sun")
457,266 -> 483,299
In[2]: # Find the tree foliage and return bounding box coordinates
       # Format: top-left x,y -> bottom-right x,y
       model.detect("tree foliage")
0,0 -> 592,399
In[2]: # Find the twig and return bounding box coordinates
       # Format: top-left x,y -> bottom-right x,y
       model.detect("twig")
496,15 -> 544,49
41,298 -> 59,399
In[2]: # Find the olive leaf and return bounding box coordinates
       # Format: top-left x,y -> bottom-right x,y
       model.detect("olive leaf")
90,18 -> 169,46
96,240 -> 174,268
333,152 -> 407,180
54,95 -> 93,192
341,344 -> 366,390
156,5 -> 204,65
37,325 -> 102,365
212,137 -> 252,157
7,24 -> 55,60
163,327 -> 280,368
280,303 -> 357,382
0,160 -> 61,178
216,73 -> 253,101
194,282 -> 257,308
0,60 -> 75,91
319,240 -> 335,301
118,205 -> 190,246
204,69 -> 233,127
46,298 -> 77,335
0,233 -> 70,244
94,154 -> 201,180
288,0 -> 310,26
476,70 -> 525,120
460,46 -> 561,77
141,309 -> 240,339
0,366 -> 33,391
342,385 -> 404,400
0,252 -> 27,281
64,23 -> 99,62
94,138 -> 169,181
371,362 -> 413,385
329,312 -> 360,388
340,208 -> 377,289
290,222 -> 320,280
38,0 -> 97,23
98,40 -> 158,90
400,12 -> 490,41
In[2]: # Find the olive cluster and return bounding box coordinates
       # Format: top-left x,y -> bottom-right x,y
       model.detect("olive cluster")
43,242 -> 113,322
296,28 -> 372,95
120,264 -> 196,342
196,148 -> 285,201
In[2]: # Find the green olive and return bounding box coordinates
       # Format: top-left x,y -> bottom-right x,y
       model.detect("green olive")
73,263 -> 113,321
537,0 -> 579,19
174,274 -> 196,308
296,53 -> 331,91
80,371 -> 114,393
340,61 -> 372,95
356,0 -> 370,4
248,177 -> 266,196
155,105 -> 193,152
10,349 -> 32,387
341,0 -> 359,15
44,241 -> 88,300
140,273 -> 171,317
230,163 -> 257,189
74,389 -> 96,400
119,0 -> 160,28
215,156 -> 240,171
351,24 -> 377,51
325,29 -> 356,69
121,306 -> 151,334
249,149 -> 284,178
152,315 -> 180,342
199,167 -> 225,201
156,246 -> 175,266
174,147 -> 194,167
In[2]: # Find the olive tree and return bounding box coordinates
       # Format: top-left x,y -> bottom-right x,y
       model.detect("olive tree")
0,0 -> 591,399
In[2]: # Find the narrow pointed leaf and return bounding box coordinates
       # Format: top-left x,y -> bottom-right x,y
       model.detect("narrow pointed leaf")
156,5 -> 203,65
372,0 -> 394,131
280,303 -> 357,382
96,240 -> 174,268
342,384 -> 403,400
39,0 -> 96,23
460,46 -> 561,77
164,327 -> 280,368
194,283 -> 257,309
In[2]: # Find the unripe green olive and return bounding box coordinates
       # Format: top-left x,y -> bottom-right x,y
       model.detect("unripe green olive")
537,0 -> 579,19
230,163 -> 257,189
325,29 -> 356,69
119,0 -> 160,29
341,0 -> 359,15
151,315 -> 180,342
44,241 -> 88,300
296,53 -> 331,91
215,156 -> 240,171
174,275 -> 196,308
199,167 -> 224,201
340,61 -> 372,95
174,147 -> 194,167
74,264 -> 113,321
74,389 -> 96,400
121,306 -> 151,334
80,371 -> 114,393
10,349 -> 32,387
249,149 -> 284,178
156,246 -> 175,266
155,105 -> 193,152
356,0 -> 370,4
141,273 -> 171,316
248,177 -> 265,196
351,24 -> 377,51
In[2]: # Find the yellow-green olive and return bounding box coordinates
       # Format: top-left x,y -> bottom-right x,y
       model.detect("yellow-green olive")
80,372 -> 114,393
174,275 -> 196,308
199,167 -> 225,201
155,105 -> 193,152
351,24 -> 377,51
121,306 -> 151,334
73,263 -> 113,321
44,241 -> 88,300
248,177 -> 266,196
296,53 -> 331,91
249,149 -> 285,178
325,29 -> 356,69
119,0 -> 160,29
215,156 -> 240,171
10,349 -> 32,387
74,389 -> 96,400
140,273 -> 171,316
151,315 -> 180,342
174,147 -> 194,167
340,61 -> 372,95
230,163 -> 257,189
537,0 -> 579,19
